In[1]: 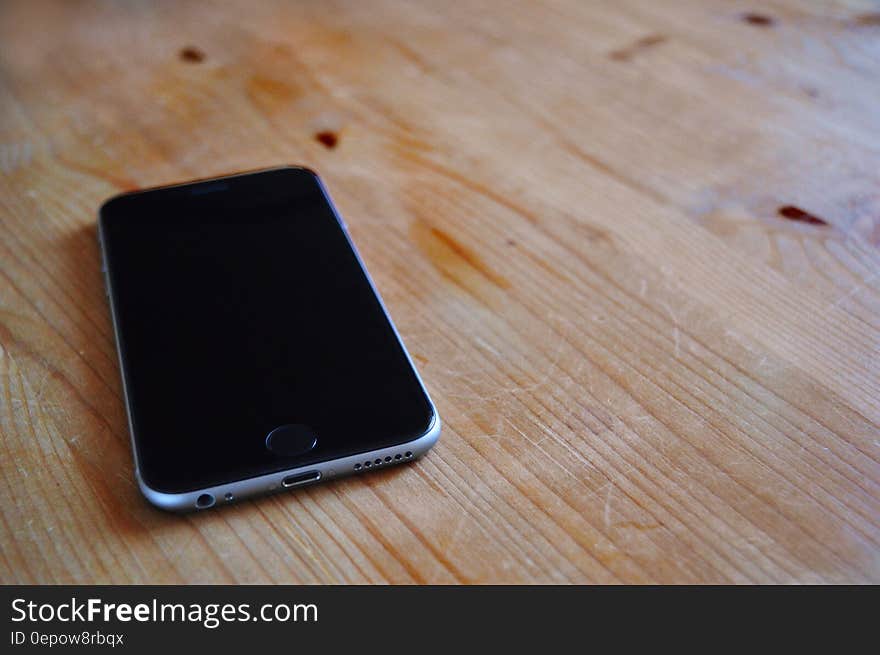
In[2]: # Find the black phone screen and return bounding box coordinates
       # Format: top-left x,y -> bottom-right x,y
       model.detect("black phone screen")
100,167 -> 434,493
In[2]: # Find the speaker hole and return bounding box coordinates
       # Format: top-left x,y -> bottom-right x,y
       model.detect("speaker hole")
364,461 -> 372,467
384,456 -> 392,462
354,463 -> 362,470
394,454 -> 402,460
405,451 -> 413,458
374,458 -> 382,465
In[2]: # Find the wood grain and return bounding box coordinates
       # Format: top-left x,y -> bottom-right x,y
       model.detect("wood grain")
1,0 -> 878,583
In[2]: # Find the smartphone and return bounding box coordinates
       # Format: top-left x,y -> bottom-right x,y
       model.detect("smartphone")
98,166 -> 440,512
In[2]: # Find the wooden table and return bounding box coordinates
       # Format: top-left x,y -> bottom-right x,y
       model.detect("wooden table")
1,0 -> 878,584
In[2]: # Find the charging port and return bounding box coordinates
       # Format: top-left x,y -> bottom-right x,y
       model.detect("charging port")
282,471 -> 321,488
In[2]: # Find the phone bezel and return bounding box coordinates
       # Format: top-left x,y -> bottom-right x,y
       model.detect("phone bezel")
98,166 -> 441,512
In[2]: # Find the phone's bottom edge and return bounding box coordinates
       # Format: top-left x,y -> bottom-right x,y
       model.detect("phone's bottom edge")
135,416 -> 442,513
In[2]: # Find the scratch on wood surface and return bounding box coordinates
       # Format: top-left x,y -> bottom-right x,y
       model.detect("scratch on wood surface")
609,34 -> 668,62
473,335 -> 503,359
505,418 -> 585,487
535,422 -> 595,473
167,533 -> 197,567
271,505 -> 341,584
443,512 -> 470,553
660,301 -> 682,358
0,142 -> 33,173
603,485 -> 614,529
441,326 -> 566,403
826,271 -> 878,311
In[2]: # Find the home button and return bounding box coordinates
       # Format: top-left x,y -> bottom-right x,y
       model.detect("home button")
265,424 -> 318,457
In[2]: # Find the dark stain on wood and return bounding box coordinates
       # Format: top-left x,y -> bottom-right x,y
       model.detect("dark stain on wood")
609,34 -> 668,61
429,225 -> 510,289
575,220 -> 613,245
247,75 -> 299,116
249,76 -> 296,100
179,46 -> 205,63
315,131 -> 339,149
777,205 -> 827,226
741,13 -> 776,27
412,219 -> 511,293
852,13 -> 880,27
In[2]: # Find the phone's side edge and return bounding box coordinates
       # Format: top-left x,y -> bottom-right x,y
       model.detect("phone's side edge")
311,171 -> 441,429
97,212 -> 157,511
